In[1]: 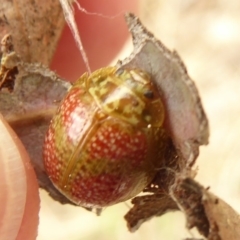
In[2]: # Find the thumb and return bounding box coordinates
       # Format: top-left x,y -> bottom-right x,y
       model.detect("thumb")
0,115 -> 40,240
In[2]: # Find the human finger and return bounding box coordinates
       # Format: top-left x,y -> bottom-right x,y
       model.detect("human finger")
0,115 -> 40,240
51,0 -> 138,81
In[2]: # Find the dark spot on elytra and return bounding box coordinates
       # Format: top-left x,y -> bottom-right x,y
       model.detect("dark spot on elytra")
144,90 -> 154,99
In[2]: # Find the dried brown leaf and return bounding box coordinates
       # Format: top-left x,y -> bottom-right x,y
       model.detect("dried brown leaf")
120,13 -> 209,167
0,34 -> 19,92
121,13 -> 209,233
125,193 -> 178,232
0,0 -> 65,65
171,177 -> 240,240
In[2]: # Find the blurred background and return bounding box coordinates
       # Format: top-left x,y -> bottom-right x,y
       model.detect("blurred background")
38,0 -> 240,239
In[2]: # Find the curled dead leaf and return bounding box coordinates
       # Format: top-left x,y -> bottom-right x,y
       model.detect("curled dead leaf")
0,34 -> 19,92
120,13 -> 209,166
171,177 -> 240,240
0,0 -> 65,65
120,13 -> 210,233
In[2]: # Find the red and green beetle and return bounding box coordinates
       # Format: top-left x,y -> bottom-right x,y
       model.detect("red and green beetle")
43,66 -> 166,208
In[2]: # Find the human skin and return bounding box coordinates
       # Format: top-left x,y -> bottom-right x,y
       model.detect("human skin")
0,1 -> 138,239
51,0 -> 138,82
0,114 -> 40,240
